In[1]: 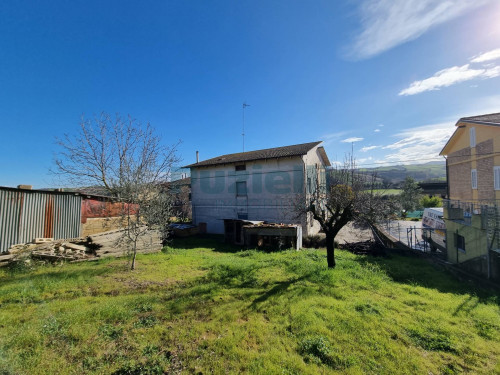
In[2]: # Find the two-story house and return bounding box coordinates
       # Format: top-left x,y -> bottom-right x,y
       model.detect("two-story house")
184,141 -> 331,236
440,112 -> 500,280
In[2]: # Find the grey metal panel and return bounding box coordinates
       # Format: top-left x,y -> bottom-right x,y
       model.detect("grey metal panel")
0,188 -> 82,253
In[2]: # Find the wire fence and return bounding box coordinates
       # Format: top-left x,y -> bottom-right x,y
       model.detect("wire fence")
382,220 -> 446,256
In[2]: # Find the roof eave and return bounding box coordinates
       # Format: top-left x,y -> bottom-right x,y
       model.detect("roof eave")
185,154 -> 304,169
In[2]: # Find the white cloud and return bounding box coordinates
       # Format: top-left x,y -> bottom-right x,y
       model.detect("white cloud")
357,157 -> 374,164
356,99 -> 500,166
323,131 -> 348,140
381,122 -> 455,163
361,145 -> 379,152
341,137 -> 364,143
321,131 -> 350,146
471,48 -> 500,63
374,129 -> 381,132
351,0 -> 490,59
399,64 -> 500,96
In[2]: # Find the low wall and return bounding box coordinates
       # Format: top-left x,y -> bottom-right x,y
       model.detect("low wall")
82,217 -> 128,237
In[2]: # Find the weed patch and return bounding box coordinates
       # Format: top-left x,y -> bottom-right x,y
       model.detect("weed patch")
406,327 -> 456,352
299,336 -> 356,369
111,360 -> 164,375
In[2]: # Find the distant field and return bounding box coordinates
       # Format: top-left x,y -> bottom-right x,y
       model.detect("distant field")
372,189 -> 402,195
360,162 -> 446,183
1,236 -> 499,374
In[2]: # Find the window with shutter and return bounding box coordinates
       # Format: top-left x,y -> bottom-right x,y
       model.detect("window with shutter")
495,167 -> 500,190
471,169 -> 477,189
236,181 -> 247,196
470,127 -> 476,148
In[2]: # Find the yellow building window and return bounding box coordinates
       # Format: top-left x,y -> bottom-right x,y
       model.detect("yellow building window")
470,127 -> 476,148
495,166 -> 500,190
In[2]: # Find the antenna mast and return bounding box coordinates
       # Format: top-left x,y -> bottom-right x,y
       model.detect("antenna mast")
242,102 -> 250,152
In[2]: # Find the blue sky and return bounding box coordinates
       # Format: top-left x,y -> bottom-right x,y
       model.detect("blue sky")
1,0 -> 500,187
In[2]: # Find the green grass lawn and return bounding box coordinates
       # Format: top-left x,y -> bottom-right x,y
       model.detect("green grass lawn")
1,236 -> 499,374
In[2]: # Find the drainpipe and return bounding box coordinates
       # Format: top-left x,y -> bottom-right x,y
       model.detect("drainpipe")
443,155 -> 449,199
486,204 -> 495,279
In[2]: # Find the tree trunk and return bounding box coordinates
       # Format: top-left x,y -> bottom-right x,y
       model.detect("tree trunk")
131,242 -> 137,270
325,232 -> 336,268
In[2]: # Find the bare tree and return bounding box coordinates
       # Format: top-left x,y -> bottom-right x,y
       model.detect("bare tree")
54,113 -> 180,269
296,157 -> 396,268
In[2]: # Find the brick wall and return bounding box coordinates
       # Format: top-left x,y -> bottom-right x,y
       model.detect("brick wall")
448,147 -> 470,164
448,159 -> 472,201
81,198 -> 138,223
477,157 -> 494,200
476,138 -> 493,156
476,139 -> 494,200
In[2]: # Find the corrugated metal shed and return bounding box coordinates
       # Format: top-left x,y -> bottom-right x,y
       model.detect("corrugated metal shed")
0,187 -> 82,253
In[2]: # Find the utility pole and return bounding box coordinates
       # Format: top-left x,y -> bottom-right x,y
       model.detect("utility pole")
242,102 -> 250,152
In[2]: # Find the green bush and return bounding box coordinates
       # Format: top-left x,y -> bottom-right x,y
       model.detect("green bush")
302,235 -> 334,249
420,195 -> 442,208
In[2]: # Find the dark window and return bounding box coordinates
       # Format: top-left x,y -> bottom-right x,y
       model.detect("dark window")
235,164 -> 246,171
236,181 -> 247,196
188,193 -> 191,201
456,234 -> 465,252
307,177 -> 312,193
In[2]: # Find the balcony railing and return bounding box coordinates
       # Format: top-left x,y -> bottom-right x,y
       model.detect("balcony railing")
443,199 -> 500,227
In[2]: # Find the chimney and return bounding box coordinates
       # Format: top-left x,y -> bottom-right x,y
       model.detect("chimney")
196,151 -> 199,163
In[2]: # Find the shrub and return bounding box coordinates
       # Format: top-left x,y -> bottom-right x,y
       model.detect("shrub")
420,195 -> 442,208
303,235 -> 327,249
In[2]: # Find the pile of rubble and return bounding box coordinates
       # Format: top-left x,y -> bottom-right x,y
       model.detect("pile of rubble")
0,229 -> 162,266
338,240 -> 386,256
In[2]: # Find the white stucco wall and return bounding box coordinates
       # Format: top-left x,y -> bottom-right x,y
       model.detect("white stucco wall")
191,156 -> 305,234
190,144 -> 329,236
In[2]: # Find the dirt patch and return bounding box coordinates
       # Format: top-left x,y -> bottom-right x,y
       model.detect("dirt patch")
335,222 -> 373,244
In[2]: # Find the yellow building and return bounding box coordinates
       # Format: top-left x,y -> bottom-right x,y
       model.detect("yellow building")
440,112 -> 500,280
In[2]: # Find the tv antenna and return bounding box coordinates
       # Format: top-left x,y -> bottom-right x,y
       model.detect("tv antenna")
242,102 -> 250,152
